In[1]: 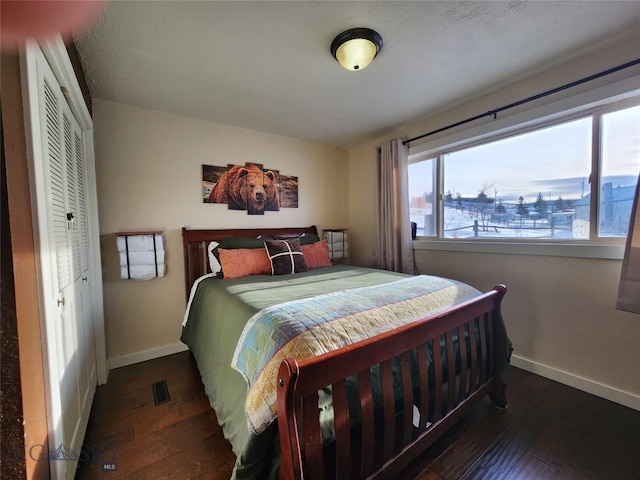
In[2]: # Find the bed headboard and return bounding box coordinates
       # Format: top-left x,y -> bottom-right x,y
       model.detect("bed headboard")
181,225 -> 319,300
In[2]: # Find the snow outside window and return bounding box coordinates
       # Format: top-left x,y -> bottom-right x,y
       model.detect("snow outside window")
408,102 -> 639,242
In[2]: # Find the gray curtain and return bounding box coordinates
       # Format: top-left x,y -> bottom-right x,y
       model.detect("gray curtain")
374,139 -> 415,274
616,170 -> 640,314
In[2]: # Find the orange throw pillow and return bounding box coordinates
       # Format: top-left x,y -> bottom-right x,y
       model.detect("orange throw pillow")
218,247 -> 271,279
301,240 -> 333,269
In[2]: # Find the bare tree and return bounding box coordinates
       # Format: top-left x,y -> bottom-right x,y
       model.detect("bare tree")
477,181 -> 495,231
516,196 -> 529,226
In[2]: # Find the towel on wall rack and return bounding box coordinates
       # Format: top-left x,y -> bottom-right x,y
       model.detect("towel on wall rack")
116,233 -> 165,280
324,230 -> 348,260
116,234 -> 164,252
326,242 -> 349,260
118,250 -> 165,268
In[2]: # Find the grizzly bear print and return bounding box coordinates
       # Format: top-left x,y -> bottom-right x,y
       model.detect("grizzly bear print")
208,164 -> 279,214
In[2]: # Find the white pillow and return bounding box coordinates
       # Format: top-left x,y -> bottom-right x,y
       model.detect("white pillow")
207,241 -> 222,275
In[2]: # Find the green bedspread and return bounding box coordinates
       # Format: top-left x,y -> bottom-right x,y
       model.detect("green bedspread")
181,265 -> 412,479
180,265 -> 480,479
232,275 -> 480,436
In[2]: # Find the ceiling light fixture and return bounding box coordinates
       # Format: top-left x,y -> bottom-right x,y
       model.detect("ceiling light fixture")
331,28 -> 383,72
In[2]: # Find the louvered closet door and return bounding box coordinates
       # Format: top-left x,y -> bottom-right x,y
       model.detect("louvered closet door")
39,52 -> 96,480
63,104 -> 96,441
74,125 -> 97,417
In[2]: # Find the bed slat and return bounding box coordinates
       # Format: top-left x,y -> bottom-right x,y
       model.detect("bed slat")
380,358 -> 396,461
400,350 -> 414,447
469,317 -> 479,391
358,368 -> 376,477
487,312 -> 495,376
302,392 -> 324,480
416,343 -> 430,434
432,337 -> 443,422
479,314 -> 488,384
458,323 -> 469,404
445,331 -> 456,412
332,379 -> 351,480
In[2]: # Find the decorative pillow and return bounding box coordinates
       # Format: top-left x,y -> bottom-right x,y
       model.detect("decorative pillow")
275,233 -> 321,246
264,238 -> 308,275
301,240 -> 333,269
212,235 -> 272,261
210,235 -> 273,277
207,241 -> 222,275
218,248 -> 271,279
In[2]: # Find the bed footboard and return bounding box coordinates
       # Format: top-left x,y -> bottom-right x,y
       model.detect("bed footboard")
276,285 -> 508,480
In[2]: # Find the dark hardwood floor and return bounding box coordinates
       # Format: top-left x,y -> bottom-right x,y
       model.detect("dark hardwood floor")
75,352 -> 640,480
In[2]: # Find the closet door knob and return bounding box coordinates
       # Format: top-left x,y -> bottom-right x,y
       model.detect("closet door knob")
82,276 -> 88,282
57,298 -> 65,307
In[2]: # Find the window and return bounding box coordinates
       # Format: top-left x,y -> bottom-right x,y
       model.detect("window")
409,101 -> 639,242
600,106 -> 640,237
408,157 -> 436,235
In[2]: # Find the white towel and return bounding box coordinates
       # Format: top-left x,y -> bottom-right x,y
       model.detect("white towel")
324,231 -> 347,242
120,264 -> 166,281
117,233 -> 166,280
327,240 -> 348,260
116,234 -> 164,252
328,249 -> 348,260
119,250 -> 165,268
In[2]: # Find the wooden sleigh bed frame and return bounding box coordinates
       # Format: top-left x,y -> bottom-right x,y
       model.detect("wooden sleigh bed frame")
182,225 -> 510,480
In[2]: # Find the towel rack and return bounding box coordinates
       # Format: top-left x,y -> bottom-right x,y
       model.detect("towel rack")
323,228 -> 349,263
116,230 -> 165,280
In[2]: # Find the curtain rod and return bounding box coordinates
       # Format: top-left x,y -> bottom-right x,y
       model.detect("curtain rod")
403,58 -> 640,146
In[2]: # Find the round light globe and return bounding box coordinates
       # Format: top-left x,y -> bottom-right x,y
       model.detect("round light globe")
335,38 -> 378,71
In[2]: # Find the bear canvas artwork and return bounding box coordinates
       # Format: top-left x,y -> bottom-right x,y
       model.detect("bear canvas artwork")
278,174 -> 299,209
202,163 -> 298,214
202,165 -> 227,203
208,163 -> 279,214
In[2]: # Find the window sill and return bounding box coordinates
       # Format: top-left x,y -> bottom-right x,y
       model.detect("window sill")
412,239 -> 624,260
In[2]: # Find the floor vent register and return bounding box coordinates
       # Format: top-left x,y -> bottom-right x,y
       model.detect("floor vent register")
152,380 -> 170,405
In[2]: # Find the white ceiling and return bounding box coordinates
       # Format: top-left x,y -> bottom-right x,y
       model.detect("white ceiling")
74,1 -> 640,149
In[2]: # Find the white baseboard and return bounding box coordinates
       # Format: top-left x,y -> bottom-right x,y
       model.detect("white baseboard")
510,354 -> 640,411
109,342 -> 189,370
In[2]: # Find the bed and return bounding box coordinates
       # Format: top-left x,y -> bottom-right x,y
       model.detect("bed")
180,225 -> 510,480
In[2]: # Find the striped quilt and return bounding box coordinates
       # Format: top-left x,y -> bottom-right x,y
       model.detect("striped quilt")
231,274 -> 481,435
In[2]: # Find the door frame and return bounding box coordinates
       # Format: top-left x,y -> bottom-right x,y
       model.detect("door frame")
22,36 -> 107,384
20,36 -> 108,478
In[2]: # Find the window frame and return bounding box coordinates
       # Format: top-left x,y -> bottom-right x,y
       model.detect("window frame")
408,76 -> 640,259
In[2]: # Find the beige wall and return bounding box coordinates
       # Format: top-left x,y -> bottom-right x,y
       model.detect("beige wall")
414,250 -> 639,399
94,99 -> 348,363
348,32 -> 640,401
